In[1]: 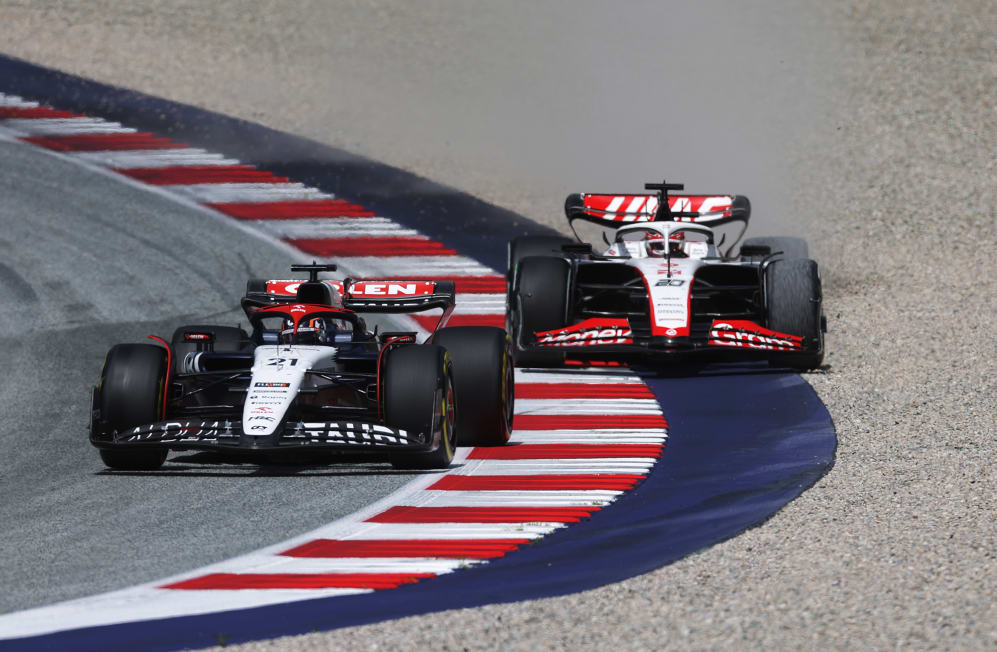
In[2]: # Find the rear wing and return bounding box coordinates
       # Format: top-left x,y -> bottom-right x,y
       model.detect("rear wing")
242,263 -> 456,329
341,279 -> 456,313
564,192 -> 751,228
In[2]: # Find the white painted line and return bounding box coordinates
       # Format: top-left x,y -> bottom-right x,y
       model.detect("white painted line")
402,490 -> 624,507
209,555 -> 483,575
0,95 -> 37,107
514,369 -> 644,383
255,217 -> 417,239
0,117 -> 137,136
344,523 -> 564,539
457,460 -> 658,474
515,398 -> 662,415
73,148 -> 242,168
164,182 -> 334,203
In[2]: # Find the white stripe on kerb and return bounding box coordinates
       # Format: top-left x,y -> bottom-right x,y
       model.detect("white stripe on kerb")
514,369 -> 643,383
346,523 -> 564,539
0,118 -> 138,136
254,217 -> 415,239
401,490 -> 623,507
164,183 -> 334,203
510,433 -> 667,444
72,148 -> 242,168
208,555 -> 483,575
0,93 -> 38,107
460,460 -> 658,474
515,398 -> 662,415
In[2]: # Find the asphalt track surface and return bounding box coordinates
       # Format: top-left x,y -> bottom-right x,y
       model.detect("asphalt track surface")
0,139 -> 420,613
1,0 -> 995,649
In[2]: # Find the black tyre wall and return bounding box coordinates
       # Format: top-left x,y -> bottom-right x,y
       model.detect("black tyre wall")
383,344 -> 455,469
98,343 -> 169,470
764,258 -> 824,370
433,326 -> 514,446
512,256 -> 570,367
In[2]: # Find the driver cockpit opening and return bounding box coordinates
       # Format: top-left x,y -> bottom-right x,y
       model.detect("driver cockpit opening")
605,224 -> 718,260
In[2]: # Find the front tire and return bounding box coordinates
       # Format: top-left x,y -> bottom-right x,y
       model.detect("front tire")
384,345 -> 456,470
433,326 -> 514,446
97,343 -> 169,470
511,256 -> 570,367
765,259 -> 824,370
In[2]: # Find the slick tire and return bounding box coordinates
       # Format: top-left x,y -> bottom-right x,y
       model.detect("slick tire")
765,258 -> 824,371
385,345 -> 456,470
512,256 -> 570,368
740,236 -> 809,262
98,343 -> 169,471
507,235 -> 574,297
433,326 -> 515,446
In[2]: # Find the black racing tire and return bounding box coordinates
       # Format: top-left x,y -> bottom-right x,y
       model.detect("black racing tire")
741,236 -> 809,262
507,235 -> 574,294
384,344 -> 456,470
98,343 -> 169,470
170,324 -> 251,373
511,256 -> 570,367
433,326 -> 515,446
764,258 -> 824,371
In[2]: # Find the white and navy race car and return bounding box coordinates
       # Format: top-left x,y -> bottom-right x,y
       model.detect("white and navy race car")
507,180 -> 825,370
90,264 -> 514,471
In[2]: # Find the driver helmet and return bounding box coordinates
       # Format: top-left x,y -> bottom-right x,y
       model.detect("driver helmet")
645,231 -> 687,258
278,318 -> 330,345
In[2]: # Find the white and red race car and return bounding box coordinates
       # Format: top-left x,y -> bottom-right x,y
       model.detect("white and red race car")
507,180 -> 825,370
90,264 -> 514,471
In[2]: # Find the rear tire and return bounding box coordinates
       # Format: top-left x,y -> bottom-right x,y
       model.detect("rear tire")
433,327 -> 514,446
384,345 -> 456,470
765,259 -> 824,370
511,256 -> 570,367
98,344 -> 169,470
741,236 -> 809,262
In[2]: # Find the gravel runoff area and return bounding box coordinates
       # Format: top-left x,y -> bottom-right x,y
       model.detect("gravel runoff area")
2,0 -> 995,649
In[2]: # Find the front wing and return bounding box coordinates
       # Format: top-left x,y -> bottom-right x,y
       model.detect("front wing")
89,413 -> 430,453
524,318 -> 819,364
